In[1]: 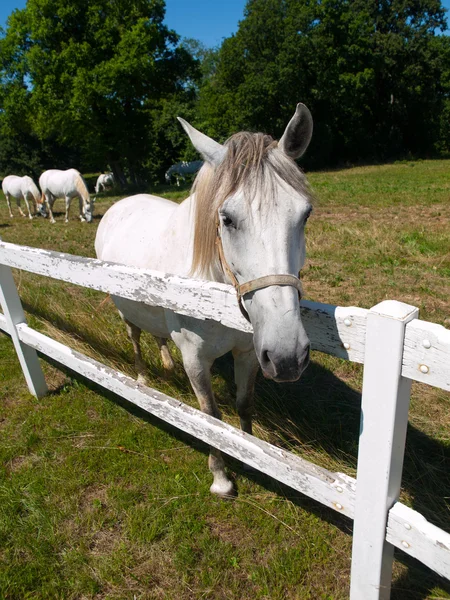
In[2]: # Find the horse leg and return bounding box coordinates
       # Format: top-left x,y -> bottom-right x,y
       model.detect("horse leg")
233,348 -> 259,435
23,193 -> 34,219
17,197 -> 26,218
5,193 -> 13,218
154,336 -> 175,371
180,349 -> 234,497
65,196 -> 71,223
78,196 -> 86,222
121,316 -> 149,385
44,194 -> 56,224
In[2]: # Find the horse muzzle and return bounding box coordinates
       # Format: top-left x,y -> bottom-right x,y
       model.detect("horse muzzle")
259,343 -> 310,382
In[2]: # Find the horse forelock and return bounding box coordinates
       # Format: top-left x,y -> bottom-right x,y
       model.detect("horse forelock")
190,131 -> 314,278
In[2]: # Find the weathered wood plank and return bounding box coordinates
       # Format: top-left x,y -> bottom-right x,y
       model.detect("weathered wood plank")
16,322 -> 357,518
0,241 -> 252,332
301,301 -> 368,363
402,319 -> 450,391
0,241 -> 369,363
0,265 -> 48,397
350,301 -> 419,600
6,238 -> 450,389
387,502 -> 450,580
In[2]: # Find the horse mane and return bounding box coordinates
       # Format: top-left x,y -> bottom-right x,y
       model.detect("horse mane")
75,171 -> 90,202
29,180 -> 41,203
190,131 -> 314,278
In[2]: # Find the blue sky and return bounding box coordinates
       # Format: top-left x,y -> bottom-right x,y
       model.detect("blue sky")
0,0 -> 247,47
0,0 -> 448,44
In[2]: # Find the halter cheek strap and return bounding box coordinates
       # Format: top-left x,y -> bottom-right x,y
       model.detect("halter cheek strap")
215,224 -> 303,322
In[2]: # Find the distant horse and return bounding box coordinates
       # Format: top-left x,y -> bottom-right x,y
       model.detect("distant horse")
95,172 -> 115,193
2,175 -> 41,219
165,160 -> 203,186
96,103 -> 314,497
39,169 -> 94,223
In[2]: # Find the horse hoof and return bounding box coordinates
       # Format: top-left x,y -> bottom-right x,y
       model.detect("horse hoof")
51,220 -> 56,224
210,480 -> 236,498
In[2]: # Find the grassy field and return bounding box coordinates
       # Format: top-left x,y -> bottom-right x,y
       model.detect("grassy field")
0,160 -> 449,599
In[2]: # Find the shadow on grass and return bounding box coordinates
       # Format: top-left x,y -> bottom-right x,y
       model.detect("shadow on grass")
24,298 -> 449,527
37,343 -> 450,600
18,285 -> 450,600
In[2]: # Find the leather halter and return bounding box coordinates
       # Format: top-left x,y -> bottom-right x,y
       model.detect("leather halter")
216,223 -> 303,322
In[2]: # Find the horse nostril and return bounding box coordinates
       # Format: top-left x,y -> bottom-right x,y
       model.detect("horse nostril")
260,349 -> 278,378
261,349 -> 271,369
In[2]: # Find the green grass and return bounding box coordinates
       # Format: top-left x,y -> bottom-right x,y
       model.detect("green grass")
0,162 -> 449,599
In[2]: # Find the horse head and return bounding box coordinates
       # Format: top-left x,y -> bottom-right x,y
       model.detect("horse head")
85,196 -> 95,222
179,104 -> 314,382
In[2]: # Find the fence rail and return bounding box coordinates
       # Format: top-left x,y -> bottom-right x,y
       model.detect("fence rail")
0,240 -> 448,599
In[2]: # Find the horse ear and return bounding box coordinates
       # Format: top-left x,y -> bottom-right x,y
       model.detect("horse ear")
278,103 -> 313,159
177,117 -> 226,166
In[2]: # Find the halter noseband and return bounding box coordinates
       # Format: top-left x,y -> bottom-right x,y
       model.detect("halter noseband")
215,223 -> 303,322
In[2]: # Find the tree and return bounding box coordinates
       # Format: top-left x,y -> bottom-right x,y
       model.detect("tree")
198,0 -> 449,166
0,0 -> 200,183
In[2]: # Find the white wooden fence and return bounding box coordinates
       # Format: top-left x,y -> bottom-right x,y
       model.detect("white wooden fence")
0,239 -> 449,599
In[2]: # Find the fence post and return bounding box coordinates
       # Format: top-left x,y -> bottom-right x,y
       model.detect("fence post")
0,263 -> 48,398
349,300 -> 418,600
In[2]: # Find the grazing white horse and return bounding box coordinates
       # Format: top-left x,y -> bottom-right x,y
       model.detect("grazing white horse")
165,160 -> 203,186
95,172 -> 115,193
39,169 -> 94,224
96,104 -> 314,496
2,175 -> 41,219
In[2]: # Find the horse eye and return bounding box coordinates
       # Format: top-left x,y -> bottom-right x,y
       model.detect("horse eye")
304,208 -> 313,223
221,214 -> 234,228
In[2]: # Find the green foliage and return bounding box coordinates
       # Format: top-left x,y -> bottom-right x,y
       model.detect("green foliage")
0,0 -> 200,182
198,0 -> 449,166
1,0 -> 449,180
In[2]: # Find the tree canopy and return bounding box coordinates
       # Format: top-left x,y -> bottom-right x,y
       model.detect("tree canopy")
0,0 -> 199,183
0,0 -> 449,180
198,0 -> 450,167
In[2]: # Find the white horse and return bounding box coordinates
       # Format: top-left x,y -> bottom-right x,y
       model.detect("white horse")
39,169 -> 94,224
96,103 -> 314,497
2,175 -> 41,219
95,172 -> 115,193
165,160 -> 203,186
